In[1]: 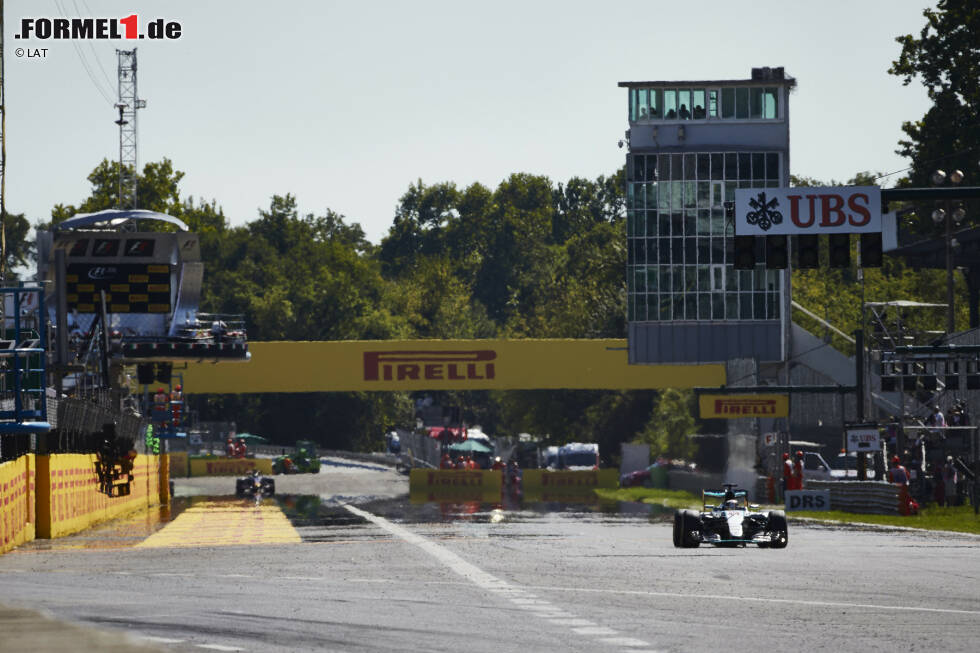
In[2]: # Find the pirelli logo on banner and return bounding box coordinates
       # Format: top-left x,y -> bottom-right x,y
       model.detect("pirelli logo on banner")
364,350 -> 496,382
699,394 -> 789,418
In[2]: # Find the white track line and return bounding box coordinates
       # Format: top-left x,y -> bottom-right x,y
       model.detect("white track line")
519,583 -> 980,617
342,504 -> 655,652
413,579 -> 980,617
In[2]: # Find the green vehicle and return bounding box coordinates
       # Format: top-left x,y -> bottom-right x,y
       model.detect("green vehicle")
272,440 -> 321,474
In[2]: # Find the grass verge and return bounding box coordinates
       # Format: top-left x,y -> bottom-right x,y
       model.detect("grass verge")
595,487 -> 980,535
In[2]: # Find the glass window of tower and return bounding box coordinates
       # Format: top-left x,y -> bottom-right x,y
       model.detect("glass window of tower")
626,151 -> 783,322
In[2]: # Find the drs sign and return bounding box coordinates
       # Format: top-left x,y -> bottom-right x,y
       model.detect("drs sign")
785,490 -> 830,512
735,186 -> 881,236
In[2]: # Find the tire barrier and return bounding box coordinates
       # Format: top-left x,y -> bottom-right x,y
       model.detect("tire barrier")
806,480 -> 902,515
34,453 -> 162,539
0,454 -> 35,554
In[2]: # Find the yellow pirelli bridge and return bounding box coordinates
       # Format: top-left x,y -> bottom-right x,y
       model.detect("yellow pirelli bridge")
179,339 -> 725,394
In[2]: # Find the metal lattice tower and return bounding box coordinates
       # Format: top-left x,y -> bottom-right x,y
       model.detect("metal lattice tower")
115,49 -> 146,209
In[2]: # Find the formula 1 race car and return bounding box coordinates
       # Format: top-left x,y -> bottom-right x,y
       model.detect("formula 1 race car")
673,484 -> 787,548
235,470 -> 276,498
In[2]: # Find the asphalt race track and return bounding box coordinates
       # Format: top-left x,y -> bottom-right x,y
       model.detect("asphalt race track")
1,459 -> 977,653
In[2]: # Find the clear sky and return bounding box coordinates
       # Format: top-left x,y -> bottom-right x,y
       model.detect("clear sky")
4,0 -> 934,244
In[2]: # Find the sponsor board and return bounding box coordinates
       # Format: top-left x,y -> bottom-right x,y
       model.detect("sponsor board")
35,454 -> 161,539
0,454 -> 35,554
846,428 -> 881,453
522,469 -> 618,502
785,490 -> 830,512
182,339 -> 725,393
409,469 -> 503,503
699,394 -> 788,418
735,186 -> 881,236
188,457 -> 273,477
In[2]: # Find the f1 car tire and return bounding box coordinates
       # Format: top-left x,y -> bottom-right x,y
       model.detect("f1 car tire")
767,510 -> 788,548
679,509 -> 701,548
261,478 -> 276,496
673,511 -> 683,547
235,479 -> 246,498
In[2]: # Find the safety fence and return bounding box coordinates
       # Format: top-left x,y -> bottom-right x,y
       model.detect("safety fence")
398,431 -> 441,469
807,480 -> 903,515
53,394 -> 149,452
1,452 -> 167,552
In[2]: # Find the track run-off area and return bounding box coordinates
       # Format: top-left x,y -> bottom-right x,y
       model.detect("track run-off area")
1,458 -> 978,653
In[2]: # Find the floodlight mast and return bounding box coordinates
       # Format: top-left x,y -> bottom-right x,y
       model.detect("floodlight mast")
115,49 -> 146,209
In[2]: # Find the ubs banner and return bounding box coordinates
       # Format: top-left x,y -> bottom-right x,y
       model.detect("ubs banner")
734,186 -> 881,236
182,339 -> 725,393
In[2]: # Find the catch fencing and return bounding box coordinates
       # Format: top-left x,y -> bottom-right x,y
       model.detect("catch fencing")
397,431 -> 441,469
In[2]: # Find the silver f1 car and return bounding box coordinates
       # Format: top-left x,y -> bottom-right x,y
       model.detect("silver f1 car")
673,484 -> 787,548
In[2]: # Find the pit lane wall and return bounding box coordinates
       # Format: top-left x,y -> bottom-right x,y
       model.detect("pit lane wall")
34,454 -> 166,539
0,455 -> 35,554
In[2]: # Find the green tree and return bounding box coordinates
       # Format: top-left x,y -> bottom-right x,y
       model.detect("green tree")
636,388 -> 698,459
1,211 -> 34,280
889,0 -> 980,234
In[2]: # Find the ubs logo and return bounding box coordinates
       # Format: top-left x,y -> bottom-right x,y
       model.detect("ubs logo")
363,350 -> 496,382
87,266 -> 118,280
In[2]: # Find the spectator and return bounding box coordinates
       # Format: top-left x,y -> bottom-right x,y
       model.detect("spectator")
928,405 -> 946,437
678,103 -> 691,119
439,453 -> 453,469
943,456 -> 959,507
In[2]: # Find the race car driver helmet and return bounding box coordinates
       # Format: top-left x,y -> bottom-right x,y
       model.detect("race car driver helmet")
782,452 -> 790,460
795,450 -> 804,459
723,499 -> 740,510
